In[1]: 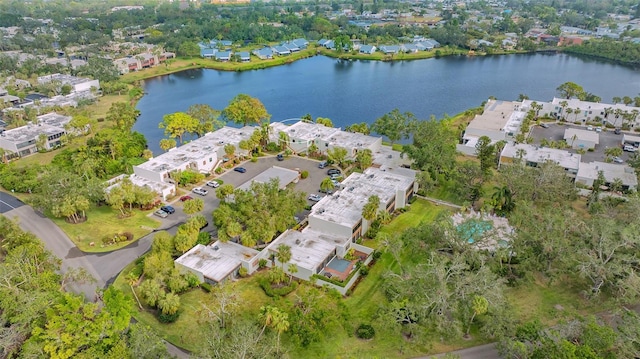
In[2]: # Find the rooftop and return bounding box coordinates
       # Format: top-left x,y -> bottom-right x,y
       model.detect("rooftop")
0,123 -> 65,144
312,167 -> 414,227
237,166 -> 299,192
577,161 -> 638,187
563,128 -> 600,144
501,143 -> 581,170
269,229 -> 345,271
549,97 -> 639,113
278,121 -> 340,142
137,126 -> 253,173
176,242 -> 259,283
36,113 -> 71,128
324,129 -> 381,150
467,99 -> 525,135
37,73 -> 95,86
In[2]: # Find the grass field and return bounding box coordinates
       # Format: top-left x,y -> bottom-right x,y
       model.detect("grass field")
52,205 -> 160,253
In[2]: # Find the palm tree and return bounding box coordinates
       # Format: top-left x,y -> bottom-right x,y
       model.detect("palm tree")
320,176 -> 335,194
559,100 -> 568,120
287,263 -> 298,284
278,131 -> 290,151
125,272 -> 143,309
275,244 -> 291,270
491,185 -> 514,215
565,108 -> 573,122
362,195 -> 380,223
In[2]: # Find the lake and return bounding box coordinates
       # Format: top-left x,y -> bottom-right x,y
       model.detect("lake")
135,53 -> 640,154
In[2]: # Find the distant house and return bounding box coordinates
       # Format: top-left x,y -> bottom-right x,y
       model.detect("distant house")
475,39 -> 494,47
215,51 -> 232,61
218,40 -> 233,48
359,44 -> 376,54
272,45 -> 291,56
201,48 -> 217,58
379,45 -> 400,54
401,43 -> 419,53
317,39 -> 334,49
282,42 -> 300,52
252,47 -> 273,60
237,51 -> 250,62
291,38 -> 309,49
502,39 -> 516,49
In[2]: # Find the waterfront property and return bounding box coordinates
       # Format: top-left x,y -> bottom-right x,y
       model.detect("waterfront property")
527,98 -> 640,128
270,120 -> 382,160
37,73 -> 100,93
113,51 -> 175,74
457,99 -> 525,155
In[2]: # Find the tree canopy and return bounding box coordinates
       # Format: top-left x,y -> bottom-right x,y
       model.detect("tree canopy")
222,94 -> 271,127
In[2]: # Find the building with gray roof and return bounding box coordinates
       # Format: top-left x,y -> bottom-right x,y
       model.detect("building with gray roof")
576,161 -> 637,190
176,242 -> 260,284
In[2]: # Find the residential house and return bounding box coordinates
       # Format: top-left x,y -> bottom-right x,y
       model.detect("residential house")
0,113 -> 71,157
457,99 -> 525,155
563,128 -> 599,150
499,143 -> 581,177
501,39 -> 516,49
291,38 -> 309,49
201,48 -> 217,58
401,43 -> 419,53
252,47 -> 273,60
236,51 -> 250,62
379,45 -> 400,54
215,51 -> 232,61
176,242 -> 260,285
113,57 -> 141,74
272,45 -> 291,56
359,45 -> 376,54
576,161 -> 637,190
531,98 -> 640,127
236,166 -> 299,192
37,73 -> 100,94
282,42 -> 300,52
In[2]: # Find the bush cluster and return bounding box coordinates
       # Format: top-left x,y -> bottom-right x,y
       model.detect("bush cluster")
258,277 -> 298,297
200,282 -> 212,293
355,324 -> 376,339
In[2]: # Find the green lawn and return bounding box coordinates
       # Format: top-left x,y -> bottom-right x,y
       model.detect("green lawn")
52,205 -> 160,253
377,199 -> 450,242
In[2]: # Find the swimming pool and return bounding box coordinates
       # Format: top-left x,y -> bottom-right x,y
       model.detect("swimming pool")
456,219 -> 493,244
327,257 -> 351,272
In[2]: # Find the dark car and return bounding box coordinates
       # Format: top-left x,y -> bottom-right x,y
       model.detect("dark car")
160,205 -> 175,214
180,195 -> 193,202
614,128 -> 622,135
319,188 -> 333,195
276,154 -> 284,161
234,167 -> 247,173
327,169 -> 341,176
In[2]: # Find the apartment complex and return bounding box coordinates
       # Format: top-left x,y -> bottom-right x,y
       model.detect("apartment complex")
0,113 -> 70,157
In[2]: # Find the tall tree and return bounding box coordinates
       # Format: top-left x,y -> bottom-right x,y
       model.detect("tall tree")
355,148 -> 373,170
159,138 -> 177,152
183,197 -> 204,216
315,117 -> 333,127
327,146 -> 348,168
159,112 -> 199,144
362,195 -> 380,223
275,244 -> 292,270
556,81 -> 585,99
371,109 -> 415,145
187,104 -> 224,136
222,94 -> 270,126
106,102 -> 140,132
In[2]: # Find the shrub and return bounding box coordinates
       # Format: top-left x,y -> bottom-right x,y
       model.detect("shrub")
408,196 -> 418,204
215,167 -> 224,174
372,250 -> 382,260
200,282 -> 212,293
258,277 -> 298,297
238,266 -> 248,277
356,324 -> 375,339
359,266 -> 369,276
185,272 -> 200,288
251,156 -> 258,162
300,170 -> 309,179
266,142 -> 279,152
258,258 -> 268,269
158,311 -> 180,323
196,232 -> 211,245
122,232 -> 134,241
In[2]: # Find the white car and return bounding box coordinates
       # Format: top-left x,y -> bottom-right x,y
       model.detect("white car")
613,157 -> 624,164
595,127 -> 602,133
586,125 -> 594,131
192,187 -> 208,196
308,194 -> 323,202
623,145 -> 637,152
154,210 -> 169,218
206,181 -> 220,188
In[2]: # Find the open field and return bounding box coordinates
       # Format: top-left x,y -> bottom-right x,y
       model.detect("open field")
52,205 -> 160,253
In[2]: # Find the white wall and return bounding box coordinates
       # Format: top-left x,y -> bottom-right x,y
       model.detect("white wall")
308,216 -> 352,238
133,166 -> 165,183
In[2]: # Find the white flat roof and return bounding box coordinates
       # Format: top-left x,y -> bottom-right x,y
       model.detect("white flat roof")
324,130 -> 381,150
311,167 -> 414,227
237,166 -> 299,191
501,143 -> 581,170
564,128 -> 600,144
550,97 -> 639,114
577,161 -> 638,187
175,242 -> 259,283
372,145 -> 414,171
36,112 -> 71,127
467,99 -> 524,134
279,121 -> 340,142
137,126 -> 253,173
0,123 -> 65,144
622,134 -> 640,143
269,228 -> 343,271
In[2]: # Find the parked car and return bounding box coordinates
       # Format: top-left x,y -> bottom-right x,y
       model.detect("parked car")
180,195 -> 193,202
587,125 -> 594,131
308,194 -> 323,202
540,123 -> 550,128
160,205 -> 175,214
319,188 -> 333,194
276,154 -> 284,161
623,145 -> 637,152
318,161 -> 327,169
330,173 -> 341,180
234,167 -> 247,173
206,181 -> 220,188
327,168 -> 341,176
192,187 -> 208,196
614,128 -> 622,135
613,157 -> 624,164
154,210 -> 169,218
595,126 -> 602,133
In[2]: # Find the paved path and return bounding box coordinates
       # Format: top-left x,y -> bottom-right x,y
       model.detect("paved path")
416,194 -> 463,209
421,343 -> 500,359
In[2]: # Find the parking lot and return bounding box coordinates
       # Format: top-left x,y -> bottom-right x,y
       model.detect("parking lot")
153,154 -> 341,234
529,123 -> 630,163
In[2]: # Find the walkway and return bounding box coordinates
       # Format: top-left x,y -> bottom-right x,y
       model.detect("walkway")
416,194 -> 463,209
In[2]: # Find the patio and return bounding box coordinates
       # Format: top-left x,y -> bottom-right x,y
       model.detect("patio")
321,250 -> 369,281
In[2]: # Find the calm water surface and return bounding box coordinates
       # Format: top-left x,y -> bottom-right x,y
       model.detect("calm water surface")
135,53 -> 640,154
